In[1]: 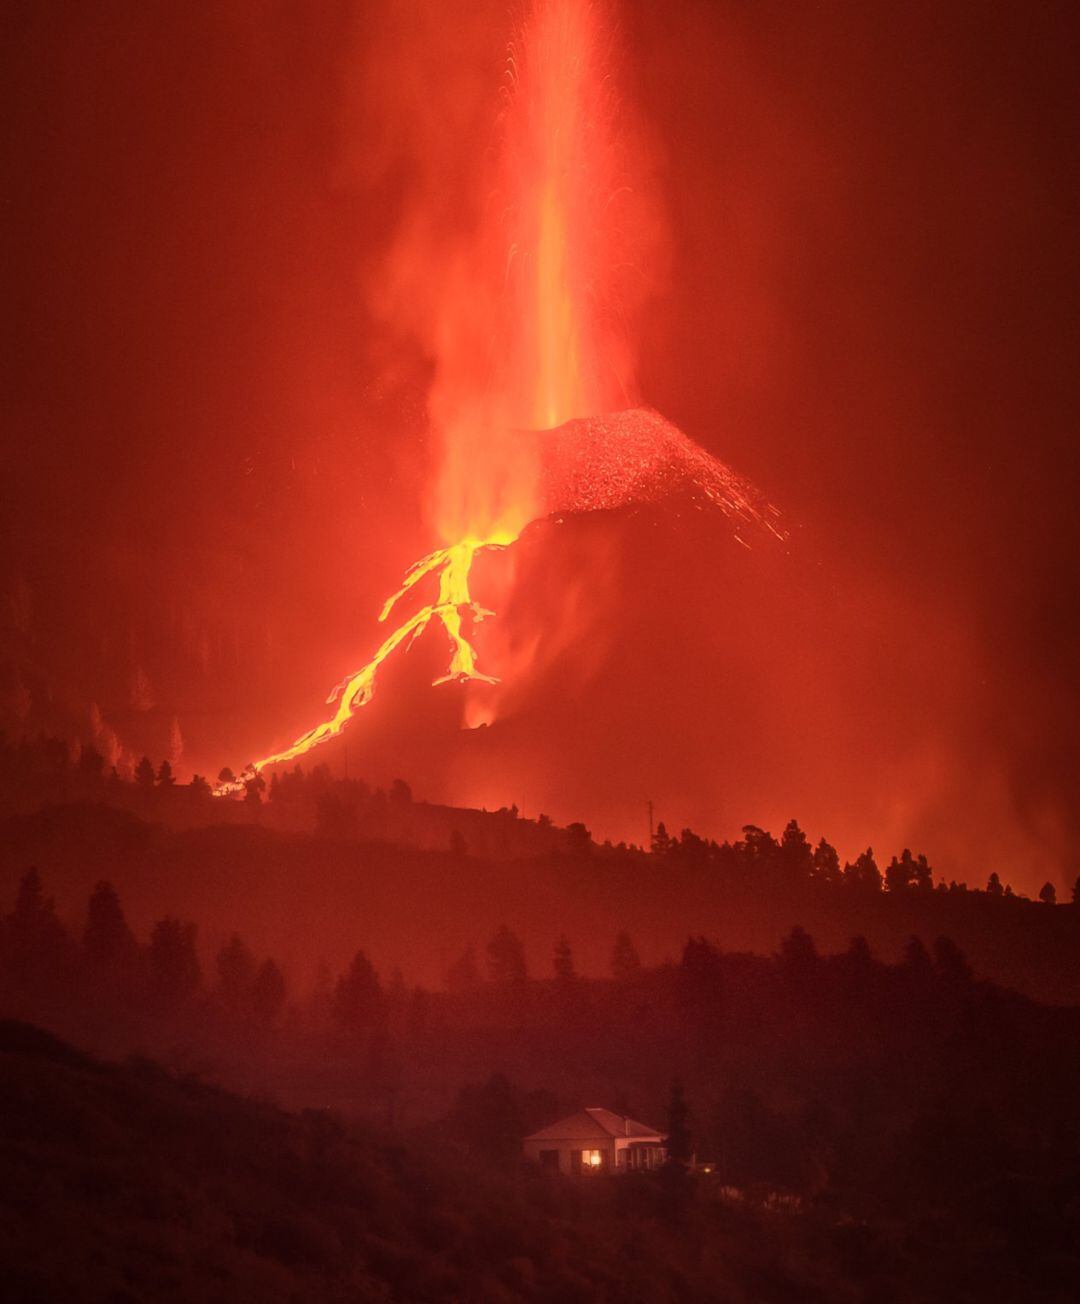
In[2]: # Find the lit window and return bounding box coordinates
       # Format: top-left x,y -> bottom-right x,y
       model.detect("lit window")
584,1149 -> 603,1168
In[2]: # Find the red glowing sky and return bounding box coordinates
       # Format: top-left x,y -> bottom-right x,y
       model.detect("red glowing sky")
1,0 -> 1077,892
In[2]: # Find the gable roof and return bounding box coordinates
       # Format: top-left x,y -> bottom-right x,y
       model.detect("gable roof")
524,1107 -> 665,1143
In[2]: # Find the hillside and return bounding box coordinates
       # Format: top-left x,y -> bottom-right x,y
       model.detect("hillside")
4,1020 -> 1080,1303
0,1020 -> 841,1304
1,795 -> 1078,1004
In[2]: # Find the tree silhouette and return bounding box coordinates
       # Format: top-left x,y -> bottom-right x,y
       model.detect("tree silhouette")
933,936 -> 972,985
812,838 -> 842,886
565,822 -> 591,855
845,848 -> 882,892
651,821 -> 673,856
83,881 -> 137,970
611,931 -> 641,981
913,853 -> 933,891
486,925 -> 527,986
1039,882 -> 1057,906
780,820 -> 813,878
553,935 -> 575,982
332,950 -> 383,1032
666,1079 -> 692,1166
2,867 -> 72,992
681,936 -> 722,984
189,775 -> 212,801
741,825 -> 778,861
842,934 -> 876,986
156,759 -> 175,787
146,918 -> 201,1012
449,1073 -> 526,1163
986,872 -> 1004,897
134,757 -> 156,789
215,934 -> 256,1014
889,850 -> 928,891
902,935 -> 934,981
886,850 -> 922,892
780,925 -> 818,977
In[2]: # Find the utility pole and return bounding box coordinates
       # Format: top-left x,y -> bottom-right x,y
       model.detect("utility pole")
647,799 -> 654,849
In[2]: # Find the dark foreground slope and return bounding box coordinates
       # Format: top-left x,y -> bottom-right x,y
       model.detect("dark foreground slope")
0,1020 -> 834,1304
3,1021 -> 1080,1304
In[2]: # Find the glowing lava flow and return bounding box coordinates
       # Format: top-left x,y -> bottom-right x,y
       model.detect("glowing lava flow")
214,535 -> 510,795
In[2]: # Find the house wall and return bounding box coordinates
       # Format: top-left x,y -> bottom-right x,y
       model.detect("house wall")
613,1138 -> 666,1170
523,1137 -> 617,1175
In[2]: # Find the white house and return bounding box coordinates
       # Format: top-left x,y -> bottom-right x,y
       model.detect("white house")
523,1107 -> 667,1175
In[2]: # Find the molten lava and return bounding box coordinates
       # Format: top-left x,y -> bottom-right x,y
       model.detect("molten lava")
214,536 -> 510,795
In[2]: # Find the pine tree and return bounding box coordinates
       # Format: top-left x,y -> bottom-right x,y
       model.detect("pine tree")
780,925 -> 818,975
780,820 -> 813,878
651,821 -> 673,856
933,936 -> 972,985
913,853 -> 933,891
847,934 -> 874,967
83,881 -> 137,969
486,925 -> 527,986
845,847 -> 882,892
189,775 -> 212,801
134,756 -> 156,789
215,934 -> 255,1013
611,931 -> 641,981
666,1080 -> 692,1166
146,918 -> 201,1011
811,838 -> 842,885
902,935 -> 934,980
4,867 -> 72,990
332,950 -> 383,1031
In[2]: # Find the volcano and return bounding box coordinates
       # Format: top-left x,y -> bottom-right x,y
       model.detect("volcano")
214,406 -> 779,794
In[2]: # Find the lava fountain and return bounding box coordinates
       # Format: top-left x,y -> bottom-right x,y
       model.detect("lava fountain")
216,0 -> 779,795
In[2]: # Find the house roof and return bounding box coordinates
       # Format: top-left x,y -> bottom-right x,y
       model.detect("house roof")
524,1107 -> 665,1143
